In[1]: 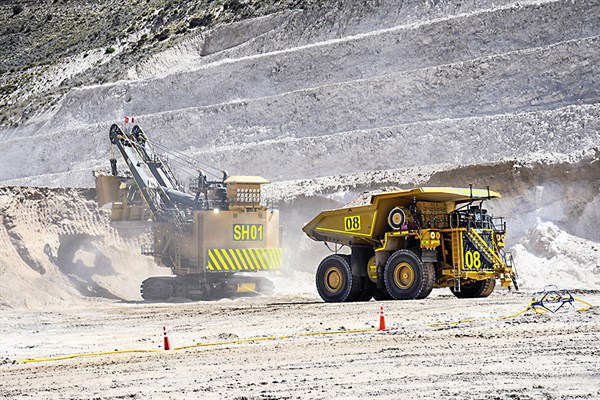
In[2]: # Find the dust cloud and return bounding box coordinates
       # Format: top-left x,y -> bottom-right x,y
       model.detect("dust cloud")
1,149 -> 599,309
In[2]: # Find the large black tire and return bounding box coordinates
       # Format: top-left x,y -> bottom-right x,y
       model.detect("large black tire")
340,255 -> 367,302
415,262 -> 435,299
372,288 -> 393,301
315,254 -> 362,302
450,279 -> 496,298
383,249 -> 435,300
356,278 -> 376,301
344,254 -> 376,302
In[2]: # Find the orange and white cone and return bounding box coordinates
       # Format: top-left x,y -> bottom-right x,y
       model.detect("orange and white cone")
379,306 -> 387,331
163,326 -> 172,350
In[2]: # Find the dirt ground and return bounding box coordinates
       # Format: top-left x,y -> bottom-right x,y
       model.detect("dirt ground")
1,290 -> 598,400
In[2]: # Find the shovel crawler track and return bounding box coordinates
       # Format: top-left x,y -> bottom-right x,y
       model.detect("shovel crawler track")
140,275 -> 275,301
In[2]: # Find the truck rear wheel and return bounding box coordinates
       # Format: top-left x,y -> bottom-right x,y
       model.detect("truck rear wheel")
315,254 -> 361,302
450,279 -> 496,298
383,249 -> 434,300
341,255 -> 369,302
415,263 -> 435,299
356,278 -> 375,301
372,288 -> 393,300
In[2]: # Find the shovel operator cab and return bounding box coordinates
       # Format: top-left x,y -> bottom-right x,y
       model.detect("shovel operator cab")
303,187 -> 517,302
96,121 -> 282,300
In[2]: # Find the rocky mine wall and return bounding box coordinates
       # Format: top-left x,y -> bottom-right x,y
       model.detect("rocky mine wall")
1,0 -> 598,187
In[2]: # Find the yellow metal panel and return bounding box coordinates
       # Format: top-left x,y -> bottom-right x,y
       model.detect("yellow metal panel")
225,249 -> 237,269
267,248 -> 278,267
235,249 -> 249,270
315,227 -> 373,236
221,249 -> 237,270
459,231 -> 464,269
236,283 -> 257,293
371,187 -> 501,206
208,250 -> 222,271
208,248 -> 281,271
256,249 -> 270,270
262,248 -> 273,269
272,247 -> 282,266
314,210 -> 378,238
271,248 -> 282,269
267,250 -> 277,269
215,249 -> 230,271
255,248 -> 269,270
95,175 -> 122,207
227,249 -> 243,271
241,249 -> 255,270
247,249 -> 260,270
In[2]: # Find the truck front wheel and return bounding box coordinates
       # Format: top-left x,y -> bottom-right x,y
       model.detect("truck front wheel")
383,249 -> 434,300
315,254 -> 361,302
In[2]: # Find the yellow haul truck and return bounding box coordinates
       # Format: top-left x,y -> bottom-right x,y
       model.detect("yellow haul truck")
96,122 -> 281,300
303,187 -> 517,302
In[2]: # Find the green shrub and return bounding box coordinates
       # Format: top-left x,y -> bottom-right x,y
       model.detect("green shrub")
189,14 -> 213,28
1,84 -> 18,96
224,0 -> 243,12
155,29 -> 170,41
105,47 -> 116,54
12,5 -> 24,16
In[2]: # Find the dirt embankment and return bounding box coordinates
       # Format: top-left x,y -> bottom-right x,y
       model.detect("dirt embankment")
0,185 -> 162,310
2,1 -> 598,188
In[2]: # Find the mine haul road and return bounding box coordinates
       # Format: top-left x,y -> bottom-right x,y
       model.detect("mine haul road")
1,291 -> 599,399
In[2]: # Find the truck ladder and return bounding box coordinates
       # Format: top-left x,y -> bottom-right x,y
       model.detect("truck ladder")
450,230 -> 463,292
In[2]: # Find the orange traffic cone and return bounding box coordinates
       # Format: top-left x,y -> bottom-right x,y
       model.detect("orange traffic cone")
379,306 -> 387,331
163,326 -> 172,350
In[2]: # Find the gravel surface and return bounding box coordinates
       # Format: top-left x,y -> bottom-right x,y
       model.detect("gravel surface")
1,291 -> 598,399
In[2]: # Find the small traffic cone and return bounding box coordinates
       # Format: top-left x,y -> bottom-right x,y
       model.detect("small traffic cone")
379,306 -> 387,331
163,326 -> 172,350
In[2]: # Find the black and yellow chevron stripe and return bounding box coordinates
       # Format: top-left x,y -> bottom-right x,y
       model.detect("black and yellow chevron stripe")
207,248 -> 282,271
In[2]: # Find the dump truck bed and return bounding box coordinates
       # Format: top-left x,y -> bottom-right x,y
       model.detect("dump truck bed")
302,187 -> 500,245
